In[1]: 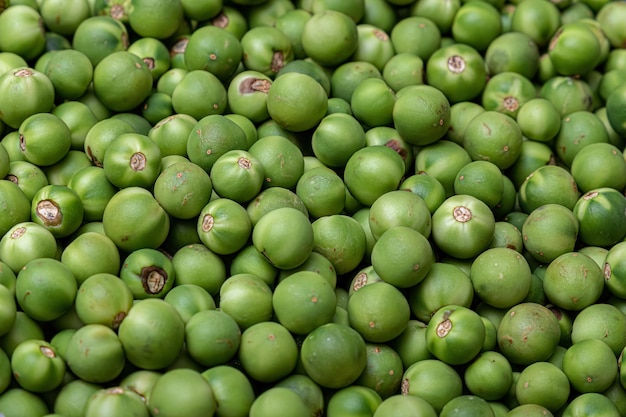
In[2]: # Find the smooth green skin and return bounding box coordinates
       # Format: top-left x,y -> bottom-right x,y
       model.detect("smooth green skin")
227,70 -> 272,124
426,305 -> 486,366
279,251 -> 337,289
148,113 -> 197,157
463,351 -> 512,402
515,362 -> 569,412
211,150 -> 264,203
301,323 -> 367,389
238,321 -> 298,384
445,101 -> 485,145
383,53 -> 424,93
354,344 -> 403,399
399,174 -> 446,215
163,284 -> 215,324
61,108 -> 90,145
16,258 -> 76,322
373,394 -> 437,417
84,118 -> 135,167
463,111 -> 522,170
141,92 -> 173,125
544,252 -> 605,312
330,61 -> 382,103
489,222 -> 523,253
0,67 -> 55,130
219,274 -> 273,330
470,248 -> 532,309
510,0 -> 560,48
11,339 -> 65,393
247,0 -> 295,29
102,132 -> 162,189
92,51 -> 152,113
277,59 -> 331,97
118,299 -> 185,370
44,49 -> 93,100
74,273 -> 133,330
369,190 -> 431,240
0,261 -> 15,296
440,395 -> 495,417
348,280 -> 410,343
185,25 -> 242,82
516,98 -> 561,143
249,387 -> 310,417
393,84 -> 450,146
201,365 -> 255,417
574,188 -> 626,247
505,142 -> 555,191
0,180 -> 31,238
296,166 -> 345,218
431,194 -> 495,260
344,145 -> 405,207
522,204 -> 579,264
0,311 -> 44,358
312,214 -> 366,275
119,371 -> 160,407
540,76 -> 595,117
61,231 -> 120,284
408,0 -> 460,34
596,1 -> 626,48
549,22 -> 602,77
84,387 -> 149,417
326,385 -> 382,417
426,43 -> 487,104
312,113 -> 366,167
351,77 -> 396,128
154,161 -> 212,220
40,0 -> 91,35
65,324 -> 125,384
0,5 -> 45,61
187,114 -> 247,172
171,70 -> 227,120
273,271 -> 336,335
352,24 -> 394,71
484,32 -> 540,79
371,226 -> 434,289
571,303 -> 626,356
231,245 -> 277,286
72,15 -> 129,65
451,1 -> 501,52
253,207 -> 314,270
45,148 -> 91,185
197,197 -> 251,256
274,9 -> 311,59
148,369 -> 217,417
555,110 -> 609,167
415,140 -> 472,197
518,165 -> 580,214
454,160 -> 503,209
0,284 -> 15,338
185,309 -> 240,367
390,17 -> 441,61
171,243 -> 226,296
408,262 -> 473,324
563,338 -> 617,394
402,359 -> 462,414
498,302 -> 561,366
67,166 -> 118,222
301,10 -> 358,67
561,392 -> 621,417
19,112 -> 72,167
120,248 -> 175,299
103,186 -> 170,251
572,143 -> 626,192
267,72 -> 328,133
0,388 -> 50,417
53,379 -> 102,417
274,374 -> 324,417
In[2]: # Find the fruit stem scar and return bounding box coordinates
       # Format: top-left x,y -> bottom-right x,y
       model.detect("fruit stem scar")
270,51 -> 284,73
447,55 -> 466,73
436,318 -> 452,337
130,152 -> 147,171
202,214 -> 214,232
141,266 -> 167,294
453,206 -> 472,222
40,345 -> 56,358
36,200 -> 62,226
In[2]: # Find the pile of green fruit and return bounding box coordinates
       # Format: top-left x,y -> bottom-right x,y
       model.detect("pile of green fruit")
1,0 -> 626,416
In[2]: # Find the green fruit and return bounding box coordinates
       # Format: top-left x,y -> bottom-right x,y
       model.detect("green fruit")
148,369 -> 217,417
65,324 -> 125,384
